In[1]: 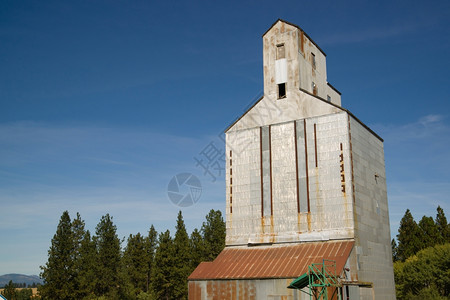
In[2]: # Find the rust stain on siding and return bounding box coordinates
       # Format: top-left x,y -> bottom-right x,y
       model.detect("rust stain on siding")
340,143 -> 346,196
270,215 -> 275,243
207,281 -> 213,297
231,281 -> 236,300
304,120 -> 310,212
188,281 -> 201,299
300,31 -> 305,55
314,123 -> 318,168
307,212 -> 311,232
294,121 -> 300,213
269,125 -> 273,216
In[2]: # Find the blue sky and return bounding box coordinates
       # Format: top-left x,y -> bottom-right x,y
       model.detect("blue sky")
1,0 -> 449,275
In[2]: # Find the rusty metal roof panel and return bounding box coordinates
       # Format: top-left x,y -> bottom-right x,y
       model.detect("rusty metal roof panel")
188,240 -> 354,280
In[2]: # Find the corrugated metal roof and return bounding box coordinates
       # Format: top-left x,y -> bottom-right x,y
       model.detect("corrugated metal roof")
188,240 -> 354,280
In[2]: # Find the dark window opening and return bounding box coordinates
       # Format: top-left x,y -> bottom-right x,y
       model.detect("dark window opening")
311,53 -> 316,69
312,82 -> 318,96
278,83 -> 286,99
277,44 -> 285,59
327,95 -> 331,102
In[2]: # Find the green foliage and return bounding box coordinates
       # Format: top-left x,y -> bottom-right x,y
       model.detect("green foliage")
122,233 -> 149,299
2,280 -> 17,300
394,243 -> 450,300
418,215 -> 441,249
391,238 -> 398,262
190,228 -> 205,270
145,225 -> 158,293
396,209 -> 422,261
173,211 -> 190,300
39,209 -> 226,300
152,230 -> 175,300
201,209 -> 226,261
94,214 -> 121,298
436,206 -> 450,243
40,211 -> 75,300
76,230 -> 97,299
136,291 -> 156,300
16,288 -> 33,300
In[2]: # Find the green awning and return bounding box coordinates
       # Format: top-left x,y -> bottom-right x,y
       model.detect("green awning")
288,273 -> 309,289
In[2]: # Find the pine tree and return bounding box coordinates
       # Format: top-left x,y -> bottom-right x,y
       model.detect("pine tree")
2,280 -> 17,300
396,209 -> 422,261
122,233 -> 149,298
190,228 -> 206,270
435,206 -> 449,243
40,211 -> 75,300
94,213 -> 122,298
201,209 -> 226,261
418,216 -> 441,249
173,211 -> 190,299
145,225 -> 158,293
16,288 -> 32,300
391,239 -> 398,262
71,212 -> 87,299
76,230 -> 97,298
152,230 -> 175,300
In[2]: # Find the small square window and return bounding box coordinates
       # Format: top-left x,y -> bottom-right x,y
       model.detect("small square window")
311,53 -> 316,69
277,44 -> 285,59
278,83 -> 286,99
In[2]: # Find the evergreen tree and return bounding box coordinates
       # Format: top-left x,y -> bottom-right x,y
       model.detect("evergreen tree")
396,209 -> 422,261
122,232 -> 149,298
145,225 -> 158,293
173,211 -> 190,299
190,228 -> 206,270
40,211 -> 75,300
201,209 -> 226,261
436,206 -> 450,243
2,280 -> 17,300
391,238 -> 398,262
71,212 -> 87,298
16,288 -> 32,300
418,216 -> 441,249
76,230 -> 97,299
152,230 -> 175,300
94,214 -> 122,298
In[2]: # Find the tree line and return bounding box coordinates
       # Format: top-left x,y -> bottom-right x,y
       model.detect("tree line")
38,209 -> 225,300
1,280 -> 38,300
392,206 -> 450,299
1,282 -> 39,289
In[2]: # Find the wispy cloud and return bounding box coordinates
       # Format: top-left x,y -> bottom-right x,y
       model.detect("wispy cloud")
371,115 -> 450,238
0,122 -> 225,274
319,20 -> 435,46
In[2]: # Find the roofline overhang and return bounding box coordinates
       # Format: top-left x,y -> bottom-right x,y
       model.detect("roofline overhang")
262,19 -> 327,57
223,89 -> 383,143
327,82 -> 342,95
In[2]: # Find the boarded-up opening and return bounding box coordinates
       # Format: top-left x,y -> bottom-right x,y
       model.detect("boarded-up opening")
277,43 -> 285,59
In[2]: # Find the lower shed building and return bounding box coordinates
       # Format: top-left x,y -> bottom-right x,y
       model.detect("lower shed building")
189,241 -> 357,299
